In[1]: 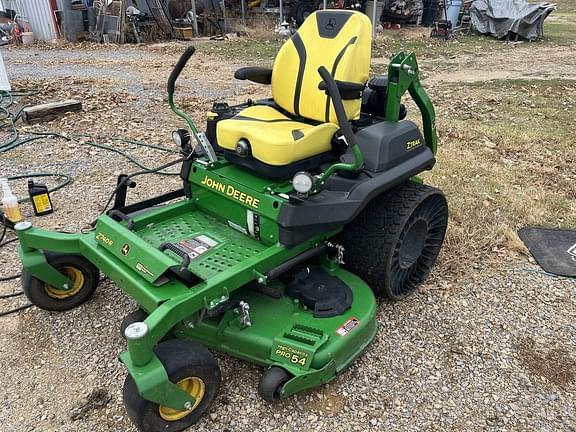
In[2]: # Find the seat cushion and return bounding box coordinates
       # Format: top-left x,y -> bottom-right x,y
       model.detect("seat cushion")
271,11 -> 372,124
216,105 -> 338,166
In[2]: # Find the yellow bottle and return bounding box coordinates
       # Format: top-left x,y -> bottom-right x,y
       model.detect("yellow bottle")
1,178 -> 22,223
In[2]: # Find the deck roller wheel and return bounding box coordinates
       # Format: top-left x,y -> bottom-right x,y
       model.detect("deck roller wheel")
21,253 -> 99,311
258,367 -> 291,403
123,339 -> 221,432
336,181 -> 448,300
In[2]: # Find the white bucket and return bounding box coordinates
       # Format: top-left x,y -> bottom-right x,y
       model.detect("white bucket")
22,32 -> 34,45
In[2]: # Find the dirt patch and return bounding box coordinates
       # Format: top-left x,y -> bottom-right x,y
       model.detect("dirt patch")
70,389 -> 111,421
307,389 -> 348,414
516,337 -> 575,386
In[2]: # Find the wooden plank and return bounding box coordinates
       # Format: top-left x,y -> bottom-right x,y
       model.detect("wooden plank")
22,100 -> 82,124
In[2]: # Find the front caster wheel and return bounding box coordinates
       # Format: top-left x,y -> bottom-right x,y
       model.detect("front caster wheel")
258,367 -> 290,403
123,339 -> 221,432
21,253 -> 99,311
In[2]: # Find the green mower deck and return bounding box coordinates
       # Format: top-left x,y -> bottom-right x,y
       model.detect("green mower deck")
175,266 -> 377,398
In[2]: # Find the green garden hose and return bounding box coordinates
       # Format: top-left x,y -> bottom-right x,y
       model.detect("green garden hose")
0,89 -> 182,201
0,89 -> 185,316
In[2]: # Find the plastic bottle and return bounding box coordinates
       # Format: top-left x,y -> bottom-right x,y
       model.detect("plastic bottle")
1,178 -> 22,223
28,179 -> 54,216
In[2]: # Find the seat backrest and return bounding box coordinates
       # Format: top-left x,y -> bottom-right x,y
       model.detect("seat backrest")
271,10 -> 372,125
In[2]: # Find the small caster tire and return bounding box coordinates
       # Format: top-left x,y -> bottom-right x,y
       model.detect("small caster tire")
123,339 -> 221,432
258,367 -> 290,403
120,308 -> 148,339
21,253 -> 99,311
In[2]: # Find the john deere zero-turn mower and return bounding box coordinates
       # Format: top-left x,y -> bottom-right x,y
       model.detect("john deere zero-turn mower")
15,10 -> 448,432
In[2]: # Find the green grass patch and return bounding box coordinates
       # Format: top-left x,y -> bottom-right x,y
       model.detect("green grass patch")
544,15 -> 576,44
373,33 -> 508,60
198,39 -> 282,64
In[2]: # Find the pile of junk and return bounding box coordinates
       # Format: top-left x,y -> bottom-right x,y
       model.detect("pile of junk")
384,0 -> 557,41
0,8 -> 33,46
15,0 -> 558,44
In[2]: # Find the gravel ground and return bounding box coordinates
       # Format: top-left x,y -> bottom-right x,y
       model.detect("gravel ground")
0,42 -> 575,432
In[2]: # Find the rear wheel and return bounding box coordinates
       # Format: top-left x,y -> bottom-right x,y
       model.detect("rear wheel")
292,1 -> 318,26
123,339 -> 221,432
21,253 -> 99,311
336,181 -> 448,300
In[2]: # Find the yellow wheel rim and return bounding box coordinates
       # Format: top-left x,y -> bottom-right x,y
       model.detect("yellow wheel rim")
158,377 -> 205,422
43,267 -> 84,299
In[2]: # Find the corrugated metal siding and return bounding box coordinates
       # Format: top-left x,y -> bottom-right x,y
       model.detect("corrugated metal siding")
0,0 -> 58,41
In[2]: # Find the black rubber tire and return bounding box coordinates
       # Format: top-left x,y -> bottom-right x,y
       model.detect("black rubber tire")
292,1 -> 318,26
336,181 -> 448,300
258,367 -> 291,403
21,253 -> 99,311
123,339 -> 221,432
120,309 -> 149,339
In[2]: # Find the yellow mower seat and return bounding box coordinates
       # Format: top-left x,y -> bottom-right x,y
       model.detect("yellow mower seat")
216,105 -> 338,166
216,10 -> 372,172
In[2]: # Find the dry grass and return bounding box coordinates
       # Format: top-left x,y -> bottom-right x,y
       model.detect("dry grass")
422,79 -> 576,275
234,13 -> 279,40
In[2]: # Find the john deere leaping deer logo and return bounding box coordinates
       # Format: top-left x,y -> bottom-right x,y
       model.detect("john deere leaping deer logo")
121,243 -> 131,256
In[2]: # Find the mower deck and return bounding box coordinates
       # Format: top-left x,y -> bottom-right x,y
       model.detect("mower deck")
175,266 -> 377,398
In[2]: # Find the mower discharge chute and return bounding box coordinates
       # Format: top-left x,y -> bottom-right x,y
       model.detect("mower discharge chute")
15,10 -> 448,432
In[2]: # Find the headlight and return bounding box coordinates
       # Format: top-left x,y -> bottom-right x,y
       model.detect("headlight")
292,171 -> 314,194
172,129 -> 190,149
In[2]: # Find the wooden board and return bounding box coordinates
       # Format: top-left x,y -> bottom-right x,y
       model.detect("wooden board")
22,100 -> 82,124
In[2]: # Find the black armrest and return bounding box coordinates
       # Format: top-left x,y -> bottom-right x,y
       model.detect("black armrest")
234,67 -> 273,85
318,80 -> 364,100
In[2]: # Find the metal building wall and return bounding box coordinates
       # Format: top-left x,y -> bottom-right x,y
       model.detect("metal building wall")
0,0 -> 58,41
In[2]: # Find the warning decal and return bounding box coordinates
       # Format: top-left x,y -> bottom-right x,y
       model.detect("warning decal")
178,235 -> 218,260
336,317 -> 360,337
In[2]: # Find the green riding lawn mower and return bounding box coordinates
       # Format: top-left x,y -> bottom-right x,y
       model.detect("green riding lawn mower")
15,10 -> 448,432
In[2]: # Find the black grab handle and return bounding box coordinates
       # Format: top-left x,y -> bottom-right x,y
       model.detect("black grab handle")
108,209 -> 135,231
159,242 -> 191,270
167,45 -> 196,96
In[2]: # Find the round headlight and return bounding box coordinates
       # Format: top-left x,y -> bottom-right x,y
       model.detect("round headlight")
172,129 -> 190,149
292,171 -> 314,194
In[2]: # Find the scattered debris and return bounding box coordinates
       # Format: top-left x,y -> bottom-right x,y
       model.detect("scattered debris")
22,100 -> 82,124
